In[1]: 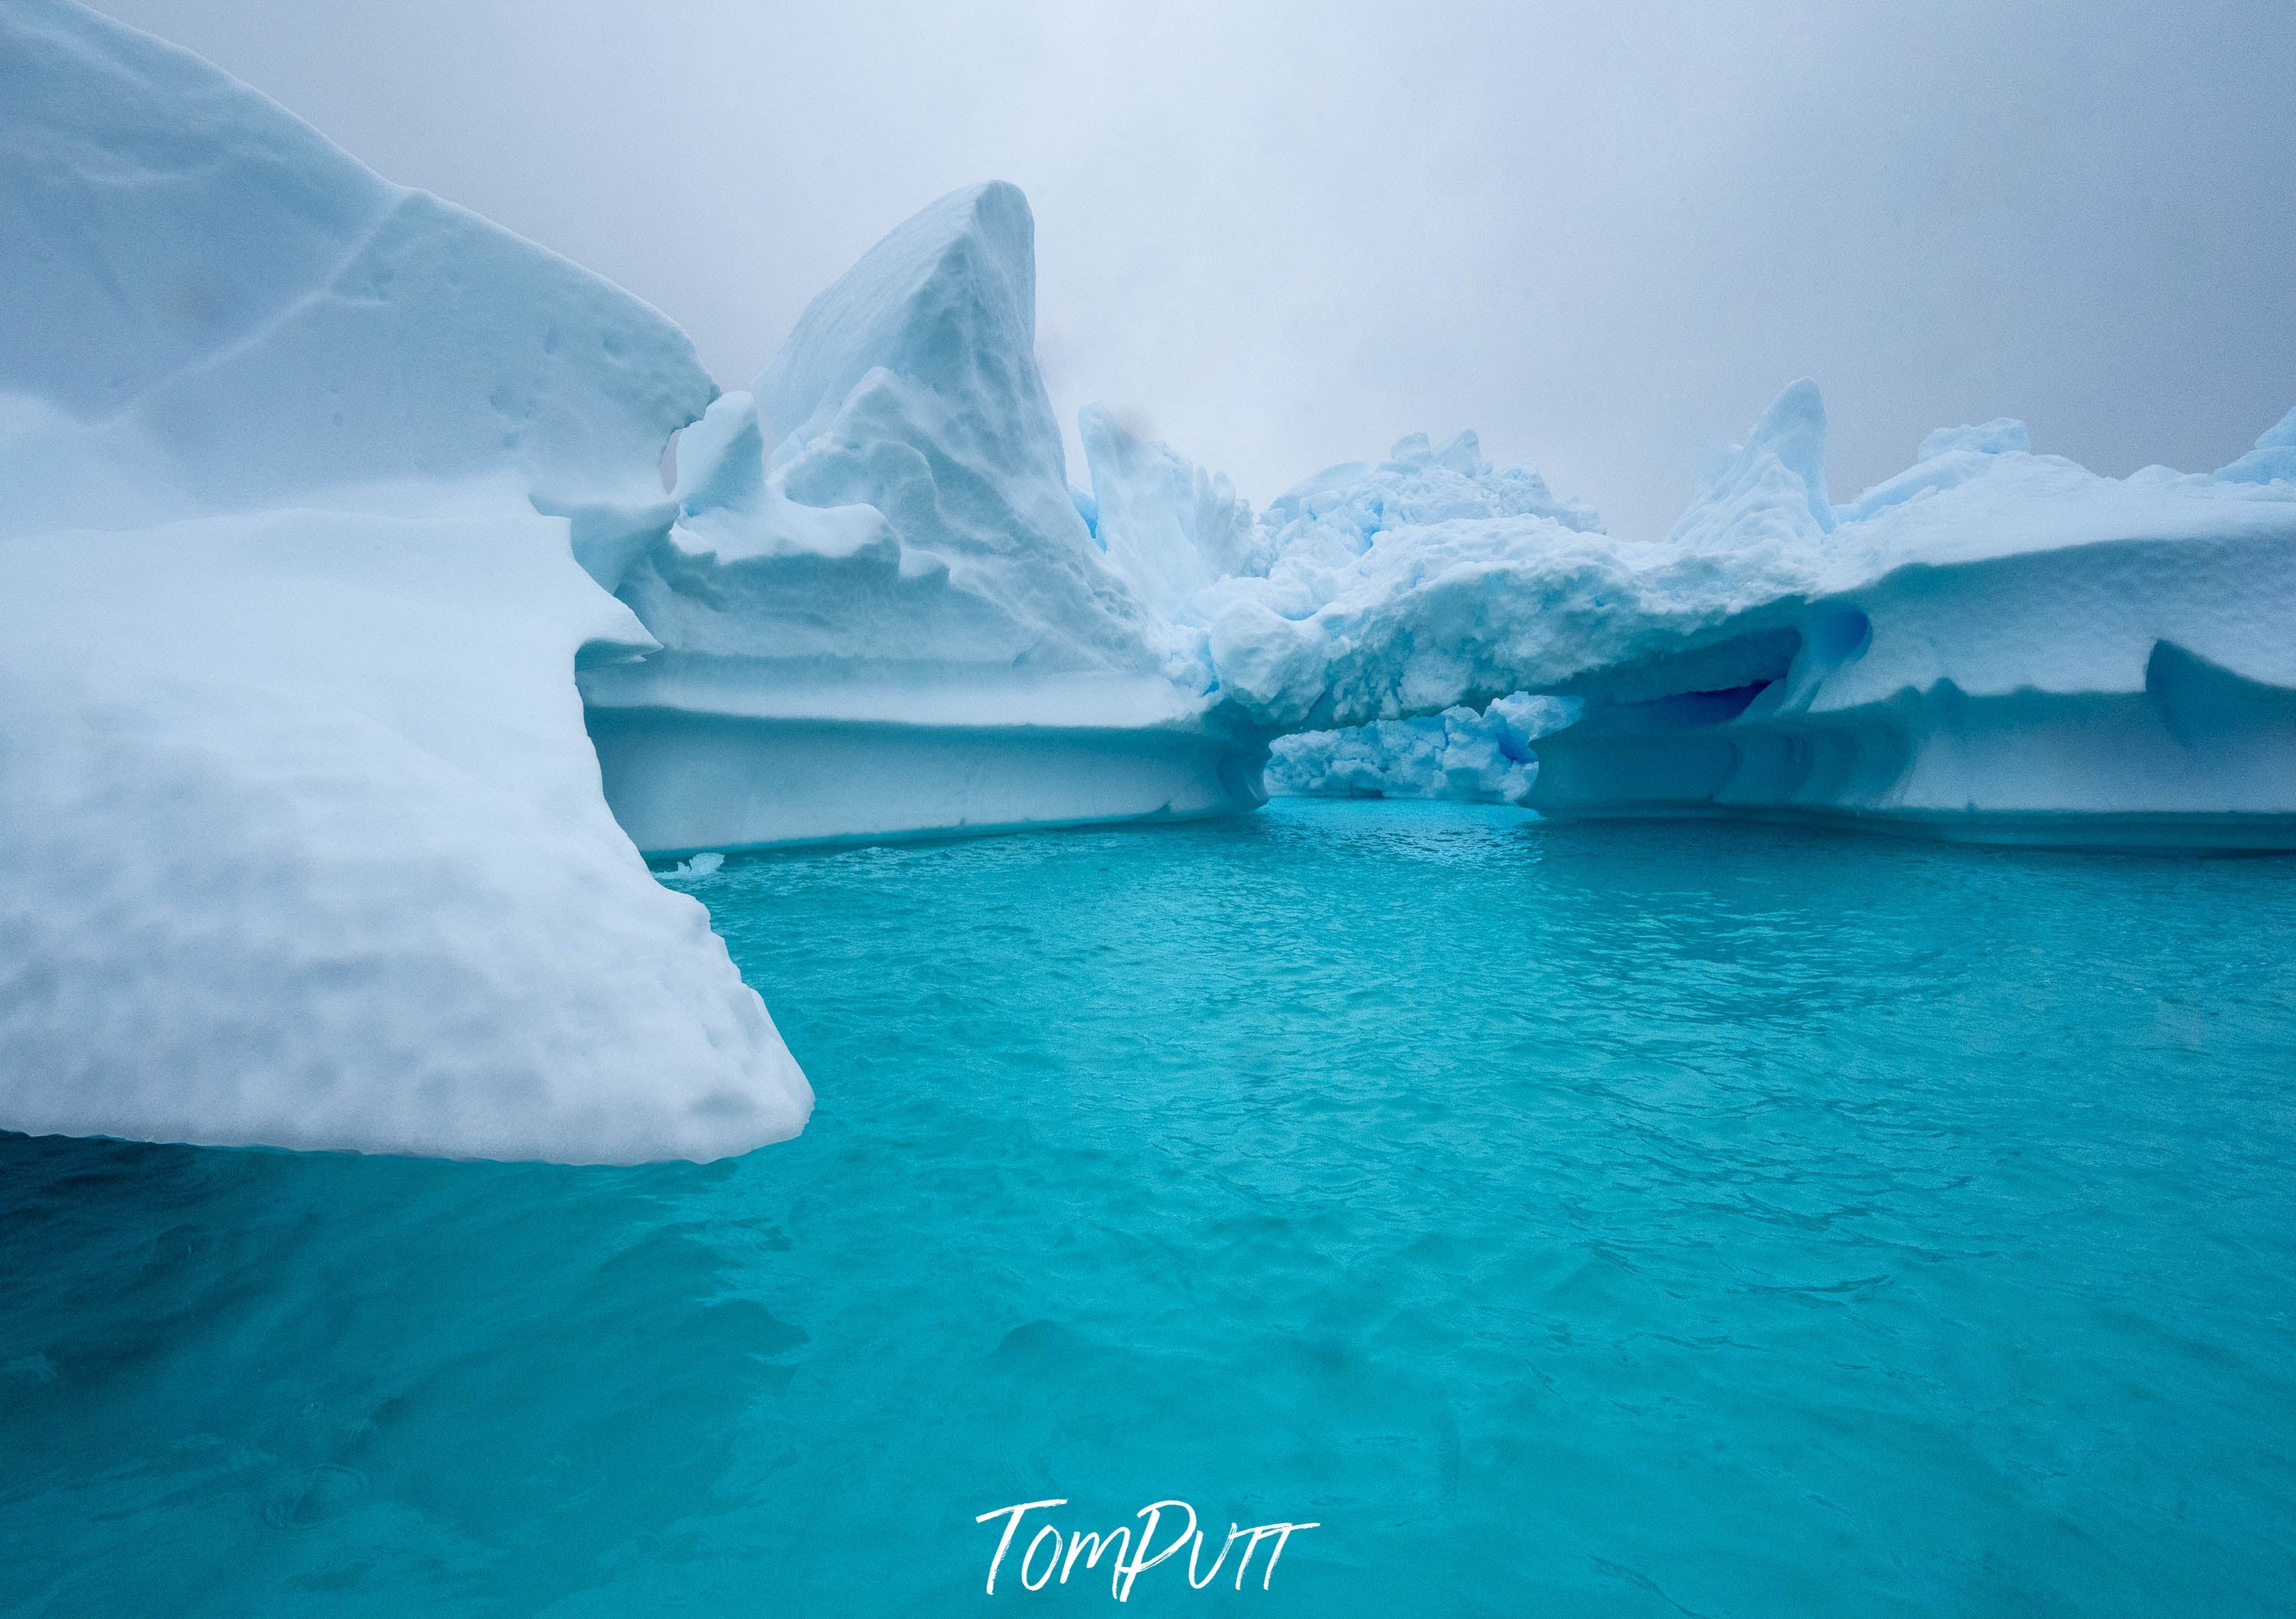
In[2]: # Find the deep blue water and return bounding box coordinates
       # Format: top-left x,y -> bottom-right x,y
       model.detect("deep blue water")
5,801 -> 2295,1617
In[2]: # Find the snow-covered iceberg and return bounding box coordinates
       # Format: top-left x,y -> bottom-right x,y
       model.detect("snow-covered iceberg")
582,184 -> 1271,853
8,0 -> 2292,1177
1220,384 -> 2296,847
576,204 -> 1635,854
599,202 -> 2296,853
1221,435 -> 1594,802
1517,387 -> 2296,844
1190,429 -> 1608,736
0,0 -> 809,1161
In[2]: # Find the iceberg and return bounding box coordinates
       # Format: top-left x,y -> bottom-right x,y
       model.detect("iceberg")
8,0 -> 2292,1175
587,183 -> 2296,852
1217,383 -> 2296,847
574,212 -> 1625,854
1518,387 -> 2296,845
582,184 -> 1272,853
0,0 -> 809,1162
1190,429 -> 1609,735
1227,436 -> 1596,803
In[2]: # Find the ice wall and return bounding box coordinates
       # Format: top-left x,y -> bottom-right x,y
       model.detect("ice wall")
0,0 -> 809,1161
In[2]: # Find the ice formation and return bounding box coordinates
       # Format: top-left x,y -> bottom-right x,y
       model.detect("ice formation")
1189,429 -> 1604,734
7,0 -> 2293,1174
1516,387 -> 2296,844
0,0 -> 809,1162
583,183 -> 1272,854
1230,384 -> 2296,846
1266,694 -> 1575,804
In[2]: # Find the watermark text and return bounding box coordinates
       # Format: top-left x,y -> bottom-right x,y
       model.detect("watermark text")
975,1499 -> 1319,1601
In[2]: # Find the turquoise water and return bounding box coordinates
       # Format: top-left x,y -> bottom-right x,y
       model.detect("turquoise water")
5,800 -> 2295,1616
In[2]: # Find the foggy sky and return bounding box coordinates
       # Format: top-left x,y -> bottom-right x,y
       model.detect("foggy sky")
93,0 -> 2296,540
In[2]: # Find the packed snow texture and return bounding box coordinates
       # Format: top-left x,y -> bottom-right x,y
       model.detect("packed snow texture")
0,0 -> 809,1161
0,511 -> 808,1161
612,182 -> 1157,682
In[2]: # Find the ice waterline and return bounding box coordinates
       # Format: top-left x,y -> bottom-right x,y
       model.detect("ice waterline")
5,803 -> 2294,1615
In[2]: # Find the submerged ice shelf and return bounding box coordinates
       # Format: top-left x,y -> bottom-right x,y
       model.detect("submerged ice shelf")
2,0 -> 2293,1168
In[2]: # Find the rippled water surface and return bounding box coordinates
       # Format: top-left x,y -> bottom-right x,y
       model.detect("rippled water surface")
5,801 -> 2296,1616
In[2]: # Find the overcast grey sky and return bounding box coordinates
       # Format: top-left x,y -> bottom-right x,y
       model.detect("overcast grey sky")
96,0 -> 2296,540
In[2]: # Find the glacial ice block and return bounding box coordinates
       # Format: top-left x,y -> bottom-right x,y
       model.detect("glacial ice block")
1078,401 -> 1266,630
1190,428 -> 1608,733
1213,384 -> 2296,847
1193,432 -> 1601,805
0,0 -> 809,1160
1266,694 -> 1576,805
586,184 -> 1270,853
1519,388 -> 2296,844
0,511 -> 808,1161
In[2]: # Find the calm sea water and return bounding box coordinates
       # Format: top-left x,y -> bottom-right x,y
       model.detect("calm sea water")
5,801 -> 2294,1617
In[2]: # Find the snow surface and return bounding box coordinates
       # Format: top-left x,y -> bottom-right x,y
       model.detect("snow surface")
0,0 -> 808,1162
0,509 -> 806,1161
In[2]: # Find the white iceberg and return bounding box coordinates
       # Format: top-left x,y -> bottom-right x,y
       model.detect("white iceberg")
1520,386 -> 2296,844
583,182 -> 1272,854
598,189 -> 2296,852
1076,400 -> 1267,637
1214,382 -> 2296,847
8,0 -> 2293,1177
1190,429 -> 1609,735
0,0 -> 809,1162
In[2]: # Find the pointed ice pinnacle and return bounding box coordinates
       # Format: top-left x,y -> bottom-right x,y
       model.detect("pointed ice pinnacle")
1667,377 -> 1836,549
618,181 -> 1157,680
